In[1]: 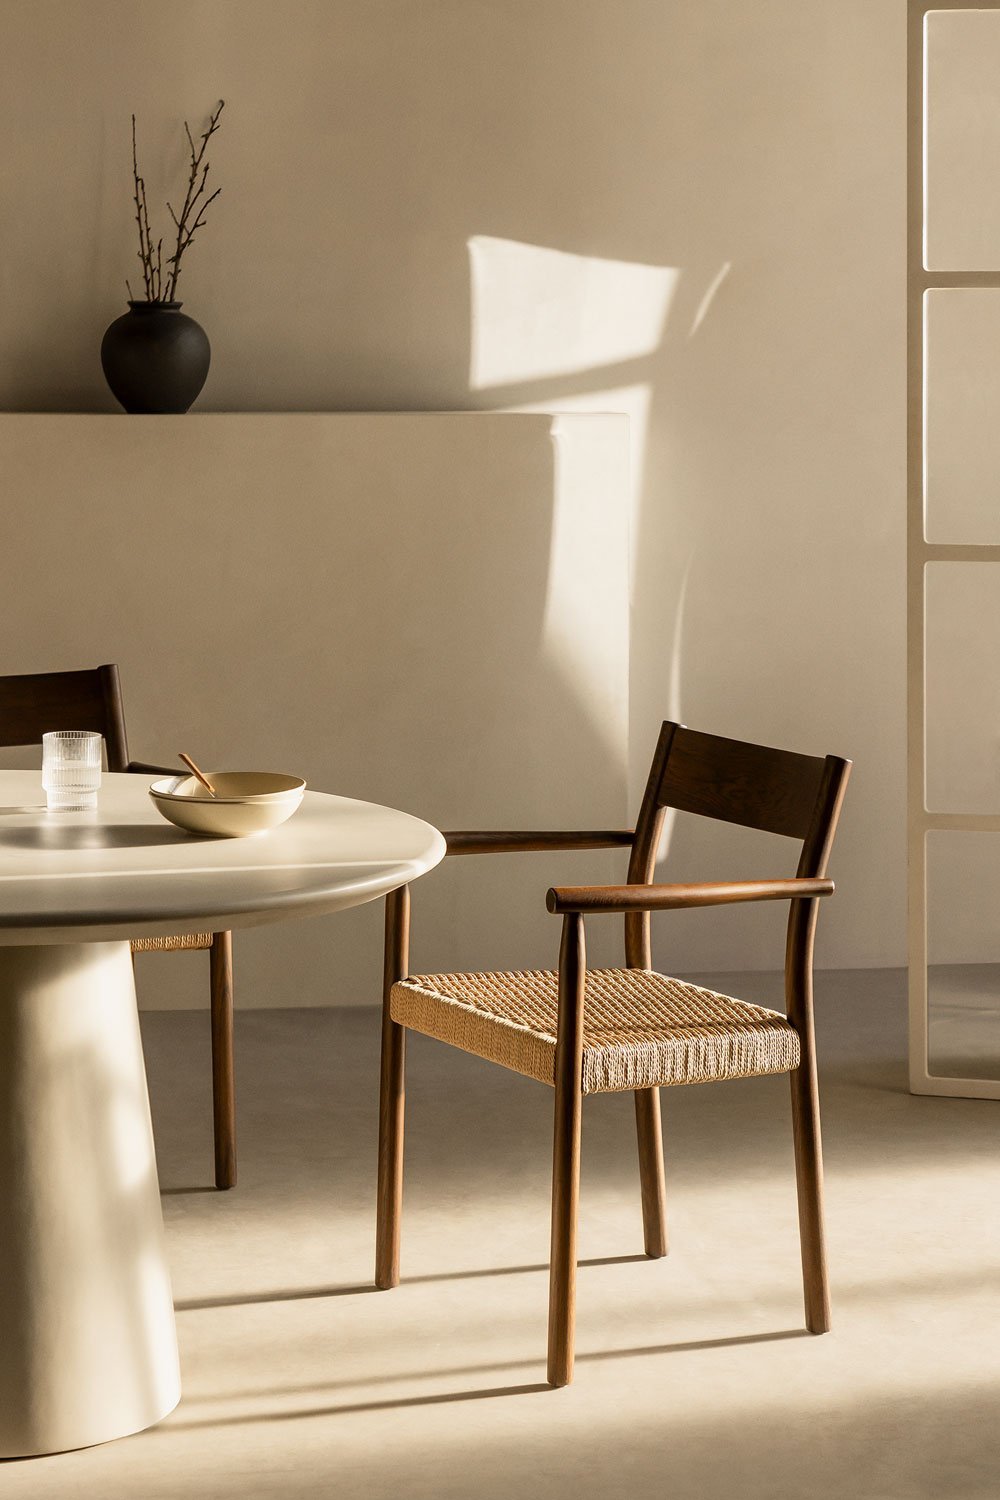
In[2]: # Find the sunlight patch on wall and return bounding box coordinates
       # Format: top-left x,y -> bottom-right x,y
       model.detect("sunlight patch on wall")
689,261 -> 732,338
542,414 -> 631,767
468,235 -> 678,390
514,384 -> 651,589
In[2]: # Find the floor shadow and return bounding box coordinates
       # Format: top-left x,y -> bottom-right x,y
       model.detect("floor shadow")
577,1328 -> 807,1362
174,1255 -> 652,1311
406,1254 -> 649,1285
166,1382 -> 550,1430
175,1284 -> 378,1312
183,1329 -> 806,1406
161,1185 -> 218,1197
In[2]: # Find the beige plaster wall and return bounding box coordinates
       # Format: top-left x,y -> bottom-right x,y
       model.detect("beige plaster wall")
0,2 -> 906,974
0,412 -> 630,1008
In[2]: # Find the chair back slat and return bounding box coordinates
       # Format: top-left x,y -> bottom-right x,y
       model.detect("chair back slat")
658,726 -> 829,840
0,666 -> 130,771
625,722 -> 851,970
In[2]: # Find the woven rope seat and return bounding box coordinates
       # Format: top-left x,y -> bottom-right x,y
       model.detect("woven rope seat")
130,932 -> 213,953
391,968 -> 800,1095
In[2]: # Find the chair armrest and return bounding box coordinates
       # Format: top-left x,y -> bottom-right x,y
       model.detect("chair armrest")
445,830 -> 635,856
545,877 -> 834,914
126,760 -> 179,777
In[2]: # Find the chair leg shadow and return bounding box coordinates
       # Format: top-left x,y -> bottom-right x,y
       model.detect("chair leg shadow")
165,1382 -> 551,1431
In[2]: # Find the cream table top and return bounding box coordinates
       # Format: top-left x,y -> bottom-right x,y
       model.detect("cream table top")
0,771 -> 445,944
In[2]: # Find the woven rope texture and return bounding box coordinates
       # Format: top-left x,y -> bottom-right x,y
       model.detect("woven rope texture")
391,968 -> 800,1094
130,932 -> 214,953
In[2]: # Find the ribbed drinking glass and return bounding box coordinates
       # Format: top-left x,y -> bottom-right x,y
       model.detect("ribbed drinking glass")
42,731 -> 103,811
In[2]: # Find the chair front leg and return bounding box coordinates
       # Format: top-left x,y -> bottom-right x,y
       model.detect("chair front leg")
634,1088 -> 668,1257
547,912 -> 585,1387
787,908 -> 831,1333
209,931 -> 236,1190
375,884 -> 410,1290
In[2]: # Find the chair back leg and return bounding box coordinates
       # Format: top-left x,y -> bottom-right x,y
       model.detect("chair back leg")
209,931 -> 236,1190
375,885 -> 409,1290
547,913 -> 585,1387
633,1087 -> 668,1257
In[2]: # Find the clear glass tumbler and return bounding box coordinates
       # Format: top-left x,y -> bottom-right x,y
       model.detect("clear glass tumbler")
42,730 -> 103,811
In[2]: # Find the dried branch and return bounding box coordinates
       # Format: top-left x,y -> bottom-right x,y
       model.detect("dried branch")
164,99 -> 225,300
126,100 -> 224,304
130,115 -> 156,300
171,185 -> 221,264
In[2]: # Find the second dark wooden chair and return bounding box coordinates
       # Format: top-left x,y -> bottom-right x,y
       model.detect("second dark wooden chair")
375,721 -> 851,1385
0,663 -> 237,1189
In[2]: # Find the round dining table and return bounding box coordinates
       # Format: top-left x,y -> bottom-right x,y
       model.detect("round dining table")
0,771 -> 445,1458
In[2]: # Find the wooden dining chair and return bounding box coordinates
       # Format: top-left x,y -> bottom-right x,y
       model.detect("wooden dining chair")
375,722 -> 851,1385
0,663 -> 237,1190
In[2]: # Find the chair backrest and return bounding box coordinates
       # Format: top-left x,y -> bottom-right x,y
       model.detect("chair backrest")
0,665 -> 130,772
624,721 -> 851,966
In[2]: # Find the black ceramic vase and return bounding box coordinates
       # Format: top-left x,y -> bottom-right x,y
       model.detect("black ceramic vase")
100,301 -> 211,413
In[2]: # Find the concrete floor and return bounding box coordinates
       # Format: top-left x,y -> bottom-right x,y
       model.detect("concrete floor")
5,968 -> 1000,1499
929,964 -> 1000,1080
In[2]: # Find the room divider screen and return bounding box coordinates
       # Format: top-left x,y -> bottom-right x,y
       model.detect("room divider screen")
909,2 -> 1000,1097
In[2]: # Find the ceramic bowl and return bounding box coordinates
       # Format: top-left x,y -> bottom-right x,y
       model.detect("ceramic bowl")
149,772 -> 306,837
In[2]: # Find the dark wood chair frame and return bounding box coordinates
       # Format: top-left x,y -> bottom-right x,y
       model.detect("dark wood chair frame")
0,664 -> 237,1190
375,721 -> 851,1385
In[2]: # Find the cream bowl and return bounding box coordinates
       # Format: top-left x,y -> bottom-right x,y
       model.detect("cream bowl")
149,772 -> 306,837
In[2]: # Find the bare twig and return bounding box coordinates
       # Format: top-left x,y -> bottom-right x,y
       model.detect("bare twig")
126,100 -> 224,304
165,99 -> 225,300
171,185 -> 221,266
130,115 -> 156,300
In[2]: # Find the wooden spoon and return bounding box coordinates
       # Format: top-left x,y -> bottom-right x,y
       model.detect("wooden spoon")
178,752 -> 217,797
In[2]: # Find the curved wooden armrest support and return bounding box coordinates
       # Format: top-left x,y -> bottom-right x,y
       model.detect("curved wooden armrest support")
445,830 -> 635,856
546,877 -> 835,915
127,760 -> 179,777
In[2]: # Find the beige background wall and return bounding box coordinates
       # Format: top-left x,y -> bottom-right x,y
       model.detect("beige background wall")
0,413 -> 630,1008
0,2 -> 906,980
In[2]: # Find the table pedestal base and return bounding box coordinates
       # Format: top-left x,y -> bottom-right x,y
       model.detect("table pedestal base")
0,942 -> 180,1457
